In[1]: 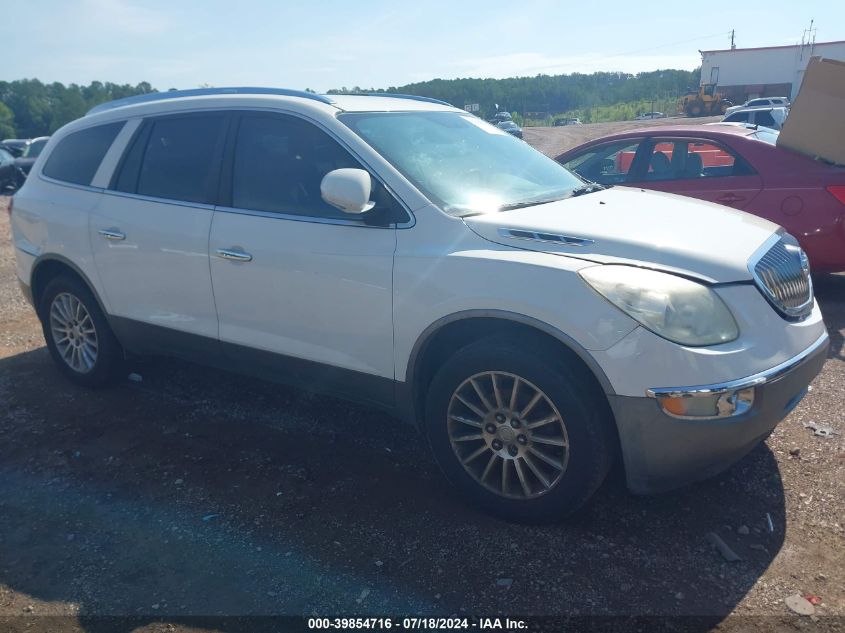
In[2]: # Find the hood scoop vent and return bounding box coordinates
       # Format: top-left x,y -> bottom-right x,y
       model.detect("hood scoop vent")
497,228 -> 595,247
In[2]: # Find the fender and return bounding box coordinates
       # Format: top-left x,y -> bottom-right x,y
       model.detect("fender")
406,309 -> 616,396
29,253 -> 110,320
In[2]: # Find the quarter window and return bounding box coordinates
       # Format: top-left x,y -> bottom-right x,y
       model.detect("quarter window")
230,114 -> 366,219
42,122 -> 124,185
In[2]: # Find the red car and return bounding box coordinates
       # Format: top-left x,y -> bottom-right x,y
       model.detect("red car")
556,124 -> 845,272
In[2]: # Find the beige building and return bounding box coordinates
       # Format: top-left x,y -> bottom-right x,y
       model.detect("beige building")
700,39 -> 845,102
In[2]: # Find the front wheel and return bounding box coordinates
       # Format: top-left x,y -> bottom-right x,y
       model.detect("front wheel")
424,338 -> 614,522
39,275 -> 125,387
686,100 -> 704,117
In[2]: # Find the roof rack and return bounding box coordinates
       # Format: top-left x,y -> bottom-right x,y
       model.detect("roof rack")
86,87 -> 335,116
335,92 -> 452,107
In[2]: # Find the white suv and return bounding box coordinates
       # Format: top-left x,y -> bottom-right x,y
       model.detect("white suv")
724,97 -> 789,116
10,88 -> 828,521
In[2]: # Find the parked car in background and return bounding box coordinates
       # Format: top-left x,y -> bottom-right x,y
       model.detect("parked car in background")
10,88 -> 828,521
635,112 -> 665,120
489,111 -> 512,124
554,117 -> 581,126
722,106 -> 788,130
725,97 -> 789,116
496,119 -> 523,138
14,136 -> 50,178
1,139 -> 28,158
556,124 -> 845,272
0,147 -> 24,191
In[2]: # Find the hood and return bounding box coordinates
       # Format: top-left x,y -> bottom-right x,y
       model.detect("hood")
463,187 -> 778,283
778,57 -> 845,166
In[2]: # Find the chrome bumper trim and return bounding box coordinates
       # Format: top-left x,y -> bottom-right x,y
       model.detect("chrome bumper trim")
646,331 -> 829,399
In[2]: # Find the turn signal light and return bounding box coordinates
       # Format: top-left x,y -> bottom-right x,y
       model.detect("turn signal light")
826,185 -> 845,206
654,388 -> 755,419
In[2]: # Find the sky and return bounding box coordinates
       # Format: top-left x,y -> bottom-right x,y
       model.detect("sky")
4,0 -> 844,91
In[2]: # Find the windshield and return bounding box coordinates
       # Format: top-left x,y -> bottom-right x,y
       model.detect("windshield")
751,129 -> 779,145
339,111 -> 583,216
23,139 -> 47,158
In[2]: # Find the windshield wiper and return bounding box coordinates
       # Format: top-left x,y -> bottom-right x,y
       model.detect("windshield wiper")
460,184 -> 610,216
497,196 -> 569,211
568,183 -> 608,197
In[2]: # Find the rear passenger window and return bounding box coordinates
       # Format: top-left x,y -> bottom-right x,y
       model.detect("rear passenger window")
114,114 -> 227,204
641,139 -> 753,180
230,114 -> 364,219
42,122 -> 124,185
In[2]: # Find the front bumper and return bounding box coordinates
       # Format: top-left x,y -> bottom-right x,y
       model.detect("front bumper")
609,331 -> 829,494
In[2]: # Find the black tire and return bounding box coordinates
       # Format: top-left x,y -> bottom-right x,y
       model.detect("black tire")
686,100 -> 704,117
39,275 -> 125,387
424,337 -> 615,522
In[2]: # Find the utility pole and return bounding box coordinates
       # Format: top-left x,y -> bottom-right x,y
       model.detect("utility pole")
730,29 -> 735,49
800,19 -> 817,60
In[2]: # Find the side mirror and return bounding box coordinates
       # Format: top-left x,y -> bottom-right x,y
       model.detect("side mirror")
320,168 -> 376,214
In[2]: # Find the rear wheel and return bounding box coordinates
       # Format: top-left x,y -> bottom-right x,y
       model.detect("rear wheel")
39,275 -> 124,387
424,338 -> 614,522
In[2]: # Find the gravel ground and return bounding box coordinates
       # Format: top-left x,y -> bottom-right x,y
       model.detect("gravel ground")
0,122 -> 842,633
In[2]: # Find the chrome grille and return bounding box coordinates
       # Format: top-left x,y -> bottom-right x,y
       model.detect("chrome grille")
751,235 -> 813,319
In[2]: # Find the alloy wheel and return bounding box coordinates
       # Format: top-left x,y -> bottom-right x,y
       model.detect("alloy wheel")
447,371 -> 570,499
49,292 -> 99,374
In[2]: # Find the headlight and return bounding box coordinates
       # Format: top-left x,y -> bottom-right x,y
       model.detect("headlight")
579,265 -> 738,346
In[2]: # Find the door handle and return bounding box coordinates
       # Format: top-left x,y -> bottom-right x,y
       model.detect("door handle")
215,248 -> 253,262
98,228 -> 126,241
716,193 -> 745,204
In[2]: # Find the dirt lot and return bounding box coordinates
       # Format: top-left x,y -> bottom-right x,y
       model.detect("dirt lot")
0,121 -> 843,632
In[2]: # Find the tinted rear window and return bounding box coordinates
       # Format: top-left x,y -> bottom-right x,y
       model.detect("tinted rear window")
42,123 -> 123,185
116,114 -> 227,204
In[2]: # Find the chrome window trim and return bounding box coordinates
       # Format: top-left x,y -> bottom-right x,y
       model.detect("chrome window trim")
747,232 -> 814,319
214,205 -> 399,229
101,189 -> 215,211
646,331 -> 828,398
37,173 -> 105,194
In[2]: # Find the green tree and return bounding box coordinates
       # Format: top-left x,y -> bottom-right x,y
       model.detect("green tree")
0,102 -> 14,138
0,79 -> 156,138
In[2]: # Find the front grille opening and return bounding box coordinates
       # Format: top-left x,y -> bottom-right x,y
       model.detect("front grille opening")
752,237 -> 813,319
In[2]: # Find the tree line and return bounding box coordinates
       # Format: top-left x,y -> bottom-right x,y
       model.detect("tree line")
328,68 -> 700,119
0,68 -> 700,139
0,79 -> 155,139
